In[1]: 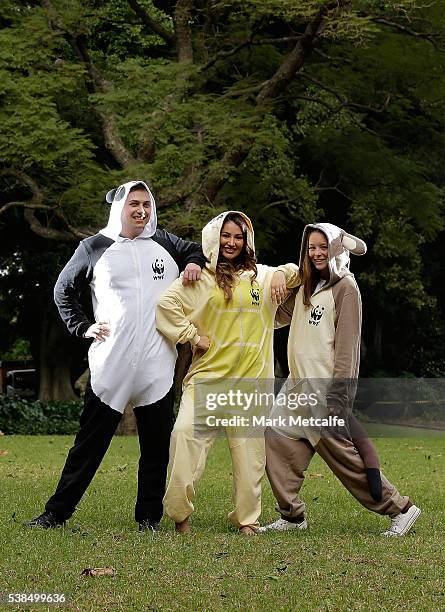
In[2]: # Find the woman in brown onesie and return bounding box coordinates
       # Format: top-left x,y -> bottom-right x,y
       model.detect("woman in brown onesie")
259,223 -> 421,536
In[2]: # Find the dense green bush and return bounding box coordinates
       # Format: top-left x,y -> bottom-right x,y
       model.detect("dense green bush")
0,396 -> 82,435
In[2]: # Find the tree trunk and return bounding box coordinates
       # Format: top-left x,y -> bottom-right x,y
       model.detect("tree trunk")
38,315 -> 79,401
174,343 -> 192,400
174,0 -> 193,63
116,404 -> 138,436
373,319 -> 382,363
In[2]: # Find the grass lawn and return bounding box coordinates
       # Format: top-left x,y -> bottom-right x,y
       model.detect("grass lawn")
0,432 -> 444,611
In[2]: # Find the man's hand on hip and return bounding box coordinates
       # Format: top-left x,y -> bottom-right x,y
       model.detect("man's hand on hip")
182,263 -> 202,286
84,322 -> 110,342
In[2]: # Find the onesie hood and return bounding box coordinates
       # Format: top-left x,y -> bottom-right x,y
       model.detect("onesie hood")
300,222 -> 366,288
100,180 -> 157,240
201,210 -> 255,272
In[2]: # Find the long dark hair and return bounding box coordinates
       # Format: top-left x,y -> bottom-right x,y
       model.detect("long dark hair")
216,213 -> 257,300
302,229 -> 329,307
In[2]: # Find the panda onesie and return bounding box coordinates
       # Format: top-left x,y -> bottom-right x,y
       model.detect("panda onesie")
36,181 -> 205,529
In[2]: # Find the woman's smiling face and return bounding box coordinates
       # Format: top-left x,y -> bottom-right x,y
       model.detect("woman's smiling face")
219,220 -> 245,260
308,230 -> 329,273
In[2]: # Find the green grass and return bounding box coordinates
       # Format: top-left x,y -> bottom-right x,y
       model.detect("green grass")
0,433 -> 444,611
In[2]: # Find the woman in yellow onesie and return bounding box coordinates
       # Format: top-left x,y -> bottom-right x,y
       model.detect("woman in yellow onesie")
156,211 -> 299,535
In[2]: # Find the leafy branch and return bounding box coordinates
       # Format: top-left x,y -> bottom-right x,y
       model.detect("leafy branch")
0,170 -> 95,241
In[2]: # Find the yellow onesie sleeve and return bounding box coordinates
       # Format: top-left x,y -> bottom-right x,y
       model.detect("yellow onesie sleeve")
156,275 -> 202,346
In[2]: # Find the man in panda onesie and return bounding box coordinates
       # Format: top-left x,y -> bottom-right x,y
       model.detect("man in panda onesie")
27,181 -> 206,532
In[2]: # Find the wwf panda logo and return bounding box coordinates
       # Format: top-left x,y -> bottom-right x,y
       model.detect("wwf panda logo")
309,304 -> 324,325
152,258 -> 165,279
250,287 -> 260,306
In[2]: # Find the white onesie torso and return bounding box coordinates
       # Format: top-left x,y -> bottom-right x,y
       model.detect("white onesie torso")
88,234 -> 178,412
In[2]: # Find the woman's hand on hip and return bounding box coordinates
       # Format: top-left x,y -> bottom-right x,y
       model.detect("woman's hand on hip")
195,335 -> 210,353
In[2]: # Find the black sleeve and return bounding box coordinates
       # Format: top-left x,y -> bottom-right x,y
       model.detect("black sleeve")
53,242 -> 94,338
164,230 -> 207,271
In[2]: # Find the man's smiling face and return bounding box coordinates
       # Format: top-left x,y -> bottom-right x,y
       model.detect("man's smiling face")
120,188 -> 151,239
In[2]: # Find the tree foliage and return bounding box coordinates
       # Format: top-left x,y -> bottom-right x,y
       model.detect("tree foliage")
1,0 -> 445,395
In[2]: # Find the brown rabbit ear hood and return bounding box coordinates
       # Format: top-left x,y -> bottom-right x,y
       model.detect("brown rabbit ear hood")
300,222 -> 367,287
201,210 -> 255,272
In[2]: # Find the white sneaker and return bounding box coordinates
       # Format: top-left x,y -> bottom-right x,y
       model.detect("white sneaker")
257,517 -> 308,533
382,505 -> 421,536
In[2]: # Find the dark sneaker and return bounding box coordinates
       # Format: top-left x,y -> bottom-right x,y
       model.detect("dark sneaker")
138,519 -> 160,533
26,511 -> 65,529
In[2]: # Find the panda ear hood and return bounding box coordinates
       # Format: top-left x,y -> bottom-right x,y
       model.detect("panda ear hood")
300,222 -> 367,287
100,180 -> 157,240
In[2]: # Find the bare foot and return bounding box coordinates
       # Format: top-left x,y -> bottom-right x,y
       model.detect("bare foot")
175,518 -> 191,534
240,526 -> 257,536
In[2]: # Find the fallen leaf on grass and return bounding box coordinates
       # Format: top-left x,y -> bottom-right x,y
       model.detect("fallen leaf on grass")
81,567 -> 116,577
308,472 -> 324,478
409,446 -> 424,451
0,450 -> 9,456
345,557 -> 379,566
111,533 -> 127,542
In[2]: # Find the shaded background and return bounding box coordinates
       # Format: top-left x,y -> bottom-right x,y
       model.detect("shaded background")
1,0 -> 444,401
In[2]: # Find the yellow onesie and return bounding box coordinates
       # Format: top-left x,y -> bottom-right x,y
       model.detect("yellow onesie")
156,211 -> 299,529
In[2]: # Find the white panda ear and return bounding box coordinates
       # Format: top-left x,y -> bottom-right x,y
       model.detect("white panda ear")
342,232 -> 367,255
106,185 -> 127,204
114,185 -> 126,201
105,188 -> 117,204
